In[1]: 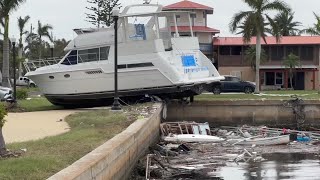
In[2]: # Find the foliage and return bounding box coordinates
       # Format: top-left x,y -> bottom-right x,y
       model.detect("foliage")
229,0 -> 290,93
302,12 -> 320,35
17,15 -> 30,47
0,0 -> 26,87
283,53 -> 300,70
0,103 -> 7,128
16,88 -> 28,100
245,46 -> 268,70
86,0 -> 120,27
37,20 -> 53,59
267,10 -> 301,36
283,53 -> 301,89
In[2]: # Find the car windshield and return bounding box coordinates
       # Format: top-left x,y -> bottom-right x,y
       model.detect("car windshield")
231,77 -> 240,82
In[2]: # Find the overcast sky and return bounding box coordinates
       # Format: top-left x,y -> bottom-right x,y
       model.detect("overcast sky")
8,0 -> 320,41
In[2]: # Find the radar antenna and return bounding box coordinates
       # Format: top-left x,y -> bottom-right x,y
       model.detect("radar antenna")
143,0 -> 151,4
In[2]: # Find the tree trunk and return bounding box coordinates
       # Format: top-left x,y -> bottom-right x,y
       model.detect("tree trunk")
2,16 -> 10,88
290,69 -> 294,90
255,32 -> 261,94
18,45 -> 23,77
0,127 -> 6,155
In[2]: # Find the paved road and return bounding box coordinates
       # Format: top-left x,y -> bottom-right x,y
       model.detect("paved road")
3,110 -> 84,143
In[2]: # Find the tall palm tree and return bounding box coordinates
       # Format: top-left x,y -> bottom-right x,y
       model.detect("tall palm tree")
269,10 -> 301,36
283,53 -> 300,89
0,0 -> 26,87
37,20 -> 53,59
17,15 -> 30,76
229,0 -> 289,93
303,12 -> 320,36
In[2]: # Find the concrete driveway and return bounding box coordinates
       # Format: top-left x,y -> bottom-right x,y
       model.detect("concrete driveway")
3,110 -> 84,143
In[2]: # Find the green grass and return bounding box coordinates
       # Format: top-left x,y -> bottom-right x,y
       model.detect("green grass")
196,90 -> 320,101
15,98 -> 62,112
0,110 -> 132,180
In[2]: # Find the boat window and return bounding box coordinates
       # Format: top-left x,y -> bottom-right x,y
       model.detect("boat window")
100,46 -> 110,60
78,48 -> 99,63
61,50 -> 78,65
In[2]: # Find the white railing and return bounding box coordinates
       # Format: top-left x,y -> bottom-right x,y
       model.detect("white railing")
23,58 -> 61,72
23,52 -> 102,72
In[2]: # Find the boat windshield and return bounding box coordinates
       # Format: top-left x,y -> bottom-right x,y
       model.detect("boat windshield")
60,46 -> 110,65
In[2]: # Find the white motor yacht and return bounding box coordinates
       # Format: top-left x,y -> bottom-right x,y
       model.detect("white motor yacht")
24,3 -> 223,107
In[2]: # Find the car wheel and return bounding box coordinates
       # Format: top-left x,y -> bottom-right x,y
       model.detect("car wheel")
244,87 -> 253,94
212,86 -> 221,95
29,83 -> 36,88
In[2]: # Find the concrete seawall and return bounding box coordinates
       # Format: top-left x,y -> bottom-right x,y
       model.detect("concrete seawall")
167,100 -> 320,127
48,103 -> 162,180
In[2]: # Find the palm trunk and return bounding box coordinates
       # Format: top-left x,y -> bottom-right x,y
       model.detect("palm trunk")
2,16 -> 10,88
290,69 -> 293,90
18,42 -> 23,77
0,128 -> 6,155
255,32 -> 261,94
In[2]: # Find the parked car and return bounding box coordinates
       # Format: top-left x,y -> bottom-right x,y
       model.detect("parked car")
0,86 -> 13,101
12,77 -> 36,88
212,75 -> 256,94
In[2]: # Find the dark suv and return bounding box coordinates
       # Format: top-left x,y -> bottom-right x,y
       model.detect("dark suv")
212,75 -> 256,94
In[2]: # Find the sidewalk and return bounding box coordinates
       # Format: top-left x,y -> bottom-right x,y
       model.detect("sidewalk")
3,110 -> 83,143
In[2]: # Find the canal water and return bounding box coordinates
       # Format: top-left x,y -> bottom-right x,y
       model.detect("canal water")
212,153 -> 320,180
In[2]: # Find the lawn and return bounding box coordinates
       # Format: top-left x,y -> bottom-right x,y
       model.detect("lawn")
0,110 -> 133,180
196,90 -> 320,101
15,98 -> 62,112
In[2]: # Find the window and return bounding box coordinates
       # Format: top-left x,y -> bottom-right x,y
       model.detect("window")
286,46 -> 299,56
300,46 -> 313,60
175,15 -> 180,23
271,46 -> 284,61
100,47 -> 110,60
190,14 -> 196,18
265,72 -> 275,85
203,12 -> 206,18
231,46 -> 242,55
62,50 -> 78,65
220,46 -> 230,55
78,48 -> 99,63
265,72 -> 284,85
275,72 -> 284,85
262,46 -> 269,60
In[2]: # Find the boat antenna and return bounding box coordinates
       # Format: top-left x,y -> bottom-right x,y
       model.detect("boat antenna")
143,0 -> 151,4
73,31 -> 76,48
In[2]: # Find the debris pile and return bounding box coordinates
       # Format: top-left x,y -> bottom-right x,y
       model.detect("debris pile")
131,122 -> 320,179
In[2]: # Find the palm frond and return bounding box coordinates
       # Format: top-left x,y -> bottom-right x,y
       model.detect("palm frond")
229,11 -> 252,33
261,0 -> 290,12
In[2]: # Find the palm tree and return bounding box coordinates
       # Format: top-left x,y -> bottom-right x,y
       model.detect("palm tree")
37,20 -> 53,59
0,0 -> 26,87
17,15 -> 30,77
229,0 -> 289,93
0,104 -> 7,156
283,53 -> 300,89
303,12 -> 320,35
269,10 -> 301,36
245,46 -> 268,70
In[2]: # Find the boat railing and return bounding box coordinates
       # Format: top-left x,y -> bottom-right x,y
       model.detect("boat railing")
23,58 -> 61,72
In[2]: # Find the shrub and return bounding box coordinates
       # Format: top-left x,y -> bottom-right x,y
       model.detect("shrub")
0,104 -> 7,127
16,88 -> 28,100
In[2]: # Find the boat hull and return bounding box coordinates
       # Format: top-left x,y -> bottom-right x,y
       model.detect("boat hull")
164,134 -> 225,143
44,83 -> 204,107
228,135 -> 290,146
